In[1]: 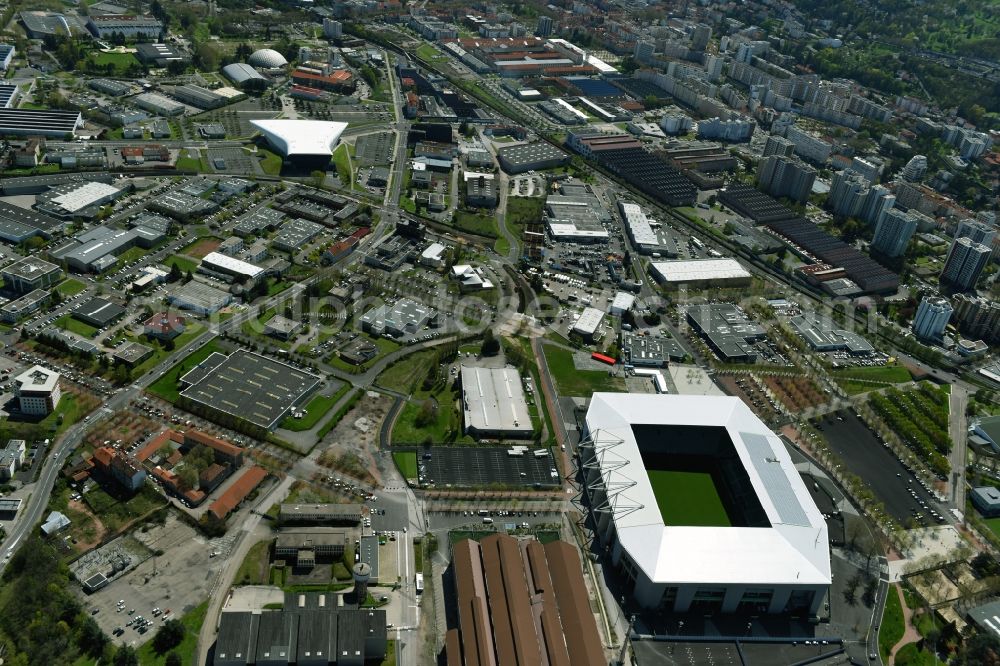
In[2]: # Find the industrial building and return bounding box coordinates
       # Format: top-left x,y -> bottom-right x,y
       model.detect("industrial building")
86,14 -> 163,38
14,365 -> 61,416
73,297 -> 126,328
35,181 -> 124,220
621,331 -> 686,367
649,258 -> 752,288
171,84 -> 234,110
0,289 -> 50,323
199,251 -> 264,283
1,256 -> 62,293
53,224 -> 164,273
134,92 -> 187,116
213,602 -> 386,666
275,527 -> 350,566
579,393 -> 830,613
179,349 -> 321,431
572,307 -> 605,342
273,218 -> 324,252
496,141 -> 569,174
222,63 -> 267,87
0,109 -> 83,137
545,185 -> 611,243
148,190 -> 219,221
447,534 -> 605,666
687,303 -> 766,362
360,298 -> 435,338
168,280 -> 232,314
460,366 -> 533,438
788,314 -> 874,354
134,42 -> 190,67
619,202 -> 660,254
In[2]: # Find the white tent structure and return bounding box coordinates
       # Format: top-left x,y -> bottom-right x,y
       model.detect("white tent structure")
250,119 -> 348,160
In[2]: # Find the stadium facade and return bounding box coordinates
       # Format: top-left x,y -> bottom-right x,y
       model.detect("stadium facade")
579,393 -> 830,615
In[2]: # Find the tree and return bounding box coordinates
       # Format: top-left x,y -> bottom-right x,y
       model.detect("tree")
168,262 -> 182,283
114,646 -> 139,666
481,328 -> 500,356
310,170 -> 326,189
165,653 -> 182,666
152,619 -> 185,654
415,399 -> 437,427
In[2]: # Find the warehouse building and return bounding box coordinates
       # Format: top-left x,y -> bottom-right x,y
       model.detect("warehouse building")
272,218 -> 324,252
0,109 -> 83,138
572,307 -> 605,342
73,297 -> 126,328
180,349 -> 321,431
53,224 -> 164,273
275,527 -> 350,566
447,534 -> 605,666
35,181 -> 124,220
788,314 -> 874,355
134,42 -> 189,67
1,256 -> 62,293
148,191 -> 219,221
134,92 -> 186,116
234,208 -> 285,236
649,258 -> 752,288
213,603 -> 387,666
687,303 -> 766,363
545,185 -> 611,244
0,83 -> 18,108
171,84 -> 231,110
619,202 -> 660,254
166,280 -> 232,314
460,366 -> 533,438
580,393 -> 830,613
222,63 -> 267,87
199,252 -> 264,284
496,141 -> 569,174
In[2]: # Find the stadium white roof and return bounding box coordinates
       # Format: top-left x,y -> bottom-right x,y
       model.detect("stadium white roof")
250,119 -> 348,158
650,258 -> 751,283
584,393 -> 830,586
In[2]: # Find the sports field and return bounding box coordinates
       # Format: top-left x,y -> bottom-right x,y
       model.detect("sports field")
647,470 -> 731,527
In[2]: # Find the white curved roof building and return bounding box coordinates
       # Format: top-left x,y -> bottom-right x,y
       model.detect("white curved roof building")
247,48 -> 288,69
580,393 -> 830,614
250,119 -> 348,160
221,62 -> 266,85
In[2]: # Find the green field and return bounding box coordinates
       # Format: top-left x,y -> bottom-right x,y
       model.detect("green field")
164,254 -> 199,275
832,365 -> 912,384
87,50 -> 140,75
393,451 -> 418,479
83,485 -> 167,533
55,279 -> 86,297
542,344 -> 625,397
647,470 -> 731,527
279,385 -> 350,431
258,148 -> 284,175
55,314 -> 98,338
880,586 -> 905,661
451,211 -> 499,238
146,338 -> 222,402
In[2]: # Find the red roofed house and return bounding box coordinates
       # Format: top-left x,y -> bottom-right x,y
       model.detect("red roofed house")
144,312 -> 186,341
209,465 -> 267,520
183,429 -> 244,466
92,446 -> 146,492
290,68 -> 354,92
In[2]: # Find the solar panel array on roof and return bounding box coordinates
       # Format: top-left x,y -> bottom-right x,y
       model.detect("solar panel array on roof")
595,147 -> 696,207
717,183 -> 799,223
741,432 -> 810,527
562,76 -> 622,97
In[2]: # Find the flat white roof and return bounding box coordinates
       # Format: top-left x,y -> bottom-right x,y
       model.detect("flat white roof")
421,242 -> 446,260
15,364 -> 59,392
202,251 -> 264,278
651,258 -> 751,283
584,393 -> 830,587
546,38 -> 618,73
573,306 -> 604,335
460,366 -> 532,434
51,182 -> 119,213
619,202 -> 657,246
548,222 -> 610,240
610,291 -> 635,312
250,119 -> 348,157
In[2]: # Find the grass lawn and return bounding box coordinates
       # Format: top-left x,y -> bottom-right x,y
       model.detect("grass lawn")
542,344 -> 626,397
88,50 -> 139,74
893,643 -> 937,666
984,516 -> 1000,540
55,278 -> 86,297
146,337 -> 222,402
129,322 -> 206,378
164,255 -> 199,275
380,640 -> 396,666
448,530 -> 497,546
647,470 -> 731,527
83,485 -> 166,533
235,539 -> 272,585
393,451 -> 418,479
258,148 -> 283,175
879,586 -> 905,661
392,388 -> 474,446
136,600 -> 208,666
832,365 -> 912,384
279,385 -> 350,431
451,211 -> 498,238
55,314 -> 98,338
175,148 -> 208,173
836,379 -> 879,396
376,349 -> 440,394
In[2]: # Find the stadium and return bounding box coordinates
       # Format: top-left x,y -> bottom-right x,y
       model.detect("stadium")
579,393 -> 830,615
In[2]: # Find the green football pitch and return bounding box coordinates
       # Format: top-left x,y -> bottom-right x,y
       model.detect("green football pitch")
646,470 -> 732,527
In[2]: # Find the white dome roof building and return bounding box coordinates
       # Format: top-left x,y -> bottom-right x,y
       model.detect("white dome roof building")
247,48 -> 288,69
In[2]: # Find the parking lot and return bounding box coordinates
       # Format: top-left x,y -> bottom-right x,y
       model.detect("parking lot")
814,412 -> 945,526
632,638 -> 844,665
78,516 -> 225,648
418,447 -> 561,488
207,146 -> 256,174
